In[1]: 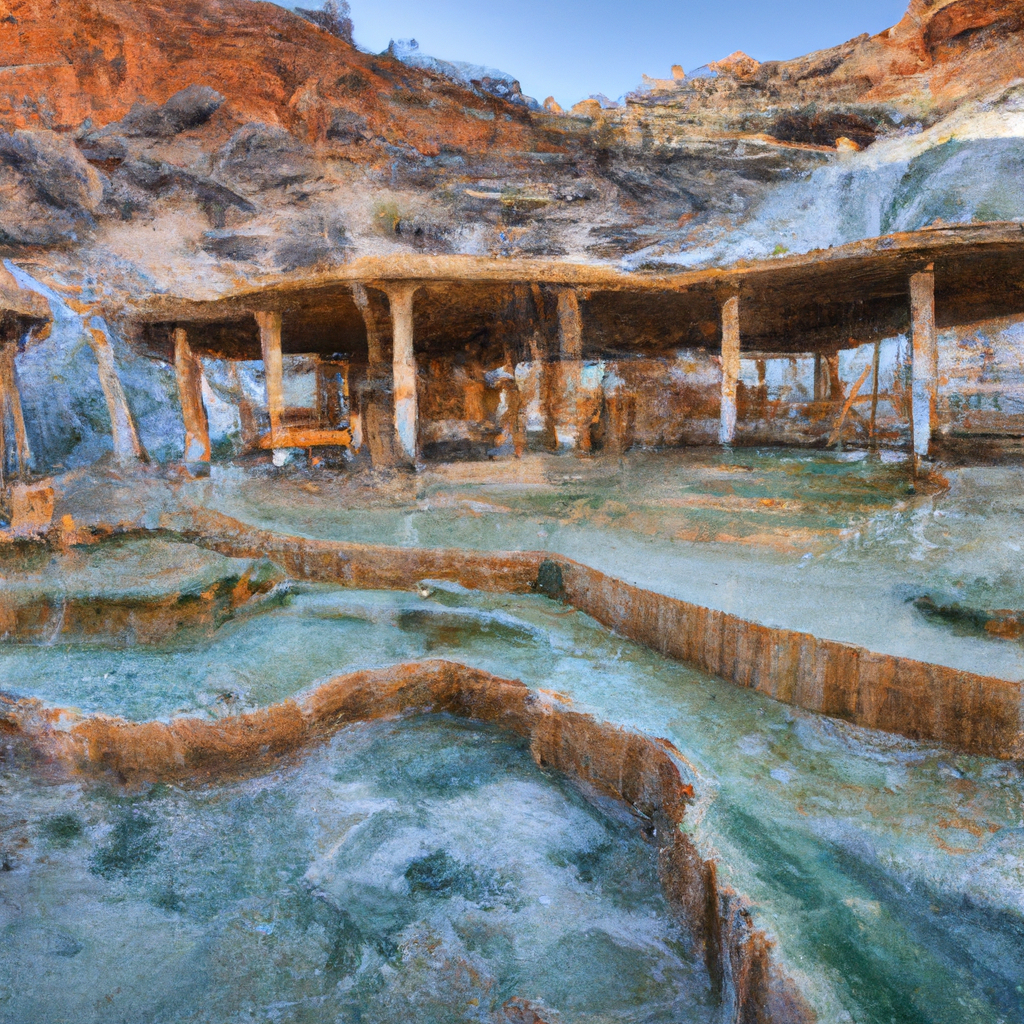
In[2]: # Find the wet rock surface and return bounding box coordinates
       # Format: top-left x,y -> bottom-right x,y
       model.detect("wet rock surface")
2,1 -> 1024,1020
0,536 -> 286,647
3,580 -> 1024,1022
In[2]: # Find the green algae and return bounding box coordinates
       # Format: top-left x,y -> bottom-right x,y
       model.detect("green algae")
38,813 -> 83,848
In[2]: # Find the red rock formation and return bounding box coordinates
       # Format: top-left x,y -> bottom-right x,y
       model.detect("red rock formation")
4,0 -> 1021,155
622,0 -> 1024,147
766,0 -> 1024,108
0,0 -> 555,157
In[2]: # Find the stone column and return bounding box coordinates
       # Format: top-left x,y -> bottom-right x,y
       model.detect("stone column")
602,370 -> 636,456
352,284 -> 398,468
813,352 -> 826,402
719,295 -> 740,445
556,287 -> 587,451
228,363 -> 260,451
910,266 -> 937,458
538,334 -> 559,452
869,340 -> 881,443
316,359 -> 346,430
173,327 -> 210,462
383,282 -> 420,464
255,311 -> 284,447
492,370 -> 525,458
0,342 -> 31,477
86,327 -> 146,463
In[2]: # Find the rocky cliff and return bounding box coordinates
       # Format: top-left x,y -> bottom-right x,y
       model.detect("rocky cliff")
1,0 -> 1022,292
1,0 -> 1023,473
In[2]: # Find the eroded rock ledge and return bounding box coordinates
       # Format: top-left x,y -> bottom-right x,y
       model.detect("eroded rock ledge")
151,507 -> 1024,758
0,658 -> 812,1024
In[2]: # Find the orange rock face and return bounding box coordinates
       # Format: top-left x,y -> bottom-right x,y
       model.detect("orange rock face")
621,0 -> 1024,148
746,0 -> 1024,110
5,0 -> 1021,155
0,0 -> 556,157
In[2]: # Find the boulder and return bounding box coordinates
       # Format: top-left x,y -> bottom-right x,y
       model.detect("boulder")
113,85 -> 225,138
0,129 -> 103,244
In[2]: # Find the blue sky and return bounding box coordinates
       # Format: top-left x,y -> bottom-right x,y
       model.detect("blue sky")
337,0 -> 910,106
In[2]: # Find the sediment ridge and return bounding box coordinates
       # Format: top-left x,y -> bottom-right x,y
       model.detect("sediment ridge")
152,507 -> 1024,758
0,657 -> 812,1024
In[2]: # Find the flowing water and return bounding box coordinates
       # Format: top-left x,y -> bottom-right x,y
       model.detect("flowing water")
188,452 -> 1024,681
2,538 -> 1024,1022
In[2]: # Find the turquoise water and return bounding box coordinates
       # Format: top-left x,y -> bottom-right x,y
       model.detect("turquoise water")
0,537 -> 255,605
185,455 -> 1024,682
3,551 -> 1024,1022
0,715 -> 711,1024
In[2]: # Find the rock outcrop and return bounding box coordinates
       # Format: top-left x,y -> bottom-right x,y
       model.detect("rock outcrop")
0,0 -> 1021,285
0,0 -> 1022,476
623,0 -> 1024,143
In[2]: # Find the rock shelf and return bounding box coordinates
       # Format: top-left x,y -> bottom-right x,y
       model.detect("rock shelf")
150,507 -> 1024,758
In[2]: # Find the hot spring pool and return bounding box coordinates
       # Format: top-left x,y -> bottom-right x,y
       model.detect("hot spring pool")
2,537 -> 1024,1023
0,714 -> 711,1024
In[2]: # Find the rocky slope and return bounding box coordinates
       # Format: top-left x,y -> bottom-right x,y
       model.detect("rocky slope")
621,0 -> 1024,143
0,0 -> 1021,294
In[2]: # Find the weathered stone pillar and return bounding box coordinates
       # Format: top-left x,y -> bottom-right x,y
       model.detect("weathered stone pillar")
352,284 -> 398,469
227,363 -> 260,451
556,288 -> 583,360
0,342 -> 30,477
719,295 -> 740,445
173,327 -> 210,462
507,375 -> 526,457
86,327 -> 146,463
315,359 -> 346,430
489,368 -> 525,458
528,285 -> 557,451
869,340 -> 881,443
538,339 -> 559,452
255,311 -> 284,446
910,266 -> 937,458
556,287 -> 588,451
383,282 -> 420,464
601,369 -> 636,456
344,362 -> 364,452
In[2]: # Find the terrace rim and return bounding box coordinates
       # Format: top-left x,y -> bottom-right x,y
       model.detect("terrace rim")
1,658 -> 814,1024
38,509 -> 1024,760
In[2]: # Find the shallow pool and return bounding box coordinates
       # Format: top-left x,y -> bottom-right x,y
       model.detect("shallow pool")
3,546 -> 1024,1023
1,715 -> 710,1024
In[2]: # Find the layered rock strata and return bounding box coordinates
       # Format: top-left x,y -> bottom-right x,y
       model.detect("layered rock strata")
143,507 -> 1024,758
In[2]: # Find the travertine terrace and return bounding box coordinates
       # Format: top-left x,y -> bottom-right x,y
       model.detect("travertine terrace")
3,0 -> 1024,1021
